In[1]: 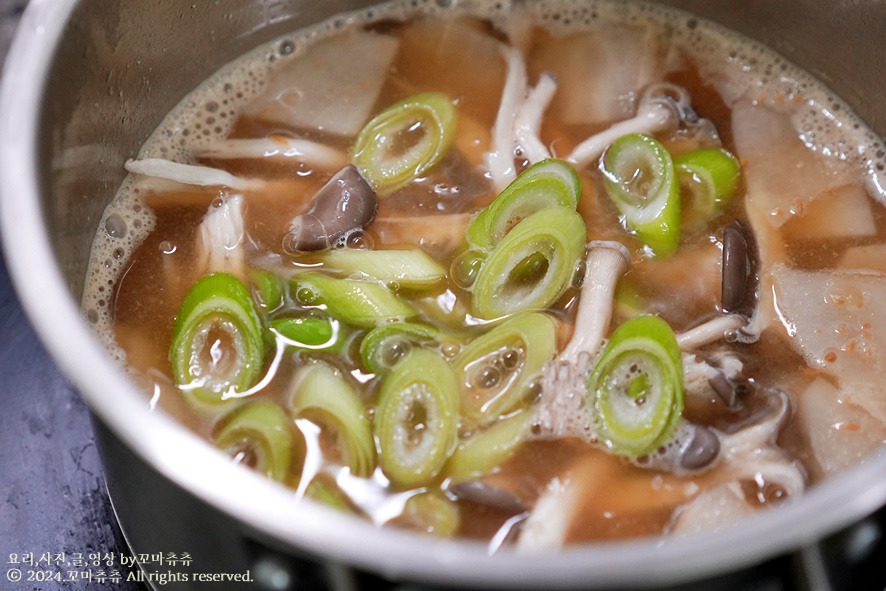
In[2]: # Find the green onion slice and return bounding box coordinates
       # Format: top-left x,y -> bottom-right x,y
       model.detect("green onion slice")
268,316 -> 347,353
360,321 -> 440,375
397,491 -> 461,538
292,272 -> 416,328
375,348 -> 459,488
213,401 -> 293,482
289,361 -> 375,477
450,249 -> 487,290
587,315 -> 684,457
446,410 -> 531,481
614,280 -> 645,322
249,268 -> 284,313
321,248 -> 446,291
472,206 -> 586,319
353,92 -> 456,194
602,133 -> 680,257
675,147 -> 741,222
452,313 -> 557,425
170,272 -> 265,412
466,158 -> 582,250
305,474 -> 361,515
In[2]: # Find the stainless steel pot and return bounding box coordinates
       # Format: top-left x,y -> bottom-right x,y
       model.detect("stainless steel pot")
2,1 -> 884,589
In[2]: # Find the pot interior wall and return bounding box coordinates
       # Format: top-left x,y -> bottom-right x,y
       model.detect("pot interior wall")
39,0 -> 382,297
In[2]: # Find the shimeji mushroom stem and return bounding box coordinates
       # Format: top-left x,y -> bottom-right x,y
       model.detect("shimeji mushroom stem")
124,157 -> 265,192
676,314 -> 746,351
566,83 -> 696,169
197,194 -> 245,279
515,71 -> 558,165
487,44 -> 528,192
535,241 -> 631,438
196,137 -> 348,171
559,241 -> 632,365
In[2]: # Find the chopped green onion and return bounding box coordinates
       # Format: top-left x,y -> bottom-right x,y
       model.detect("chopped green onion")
289,361 -> 375,477
450,249 -> 487,290
675,147 -> 741,223
353,92 -> 456,194
268,316 -> 347,353
586,315 -> 684,457
213,401 -> 293,482
305,474 -> 360,515
396,491 -> 461,537
472,206 -> 586,319
466,158 -> 582,250
602,133 -> 680,257
375,348 -> 459,488
249,268 -> 284,312
614,280 -> 645,322
292,272 -> 416,328
321,248 -> 446,291
360,322 -> 440,375
446,411 -> 531,481
452,313 -> 557,425
170,272 -> 264,412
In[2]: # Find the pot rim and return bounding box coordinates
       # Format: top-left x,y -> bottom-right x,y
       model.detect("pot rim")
2,0 -> 885,587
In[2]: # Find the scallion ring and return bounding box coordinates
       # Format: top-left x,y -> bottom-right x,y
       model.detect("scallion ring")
472,206 -> 586,319
305,474 -> 360,514
291,272 -> 416,328
249,268 -> 284,313
170,272 -> 264,412
374,348 -> 459,488
675,147 -> 741,223
466,158 -> 582,250
446,410 -> 531,481
321,247 -> 447,291
213,401 -> 293,482
353,92 -> 456,194
268,316 -> 347,353
452,313 -> 557,425
601,133 -> 680,257
360,321 -> 440,375
289,361 -> 375,477
397,491 -> 461,537
587,315 -> 684,457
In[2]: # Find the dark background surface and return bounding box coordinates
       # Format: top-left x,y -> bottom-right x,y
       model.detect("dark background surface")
0,1 -> 884,590
0,2 -> 145,588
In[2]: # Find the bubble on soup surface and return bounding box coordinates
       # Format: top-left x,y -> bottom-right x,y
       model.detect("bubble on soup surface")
104,213 -> 128,239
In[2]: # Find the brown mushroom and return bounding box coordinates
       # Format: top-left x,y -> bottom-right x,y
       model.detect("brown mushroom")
721,220 -> 759,315
678,424 -> 721,471
284,165 -> 377,252
448,480 -> 528,515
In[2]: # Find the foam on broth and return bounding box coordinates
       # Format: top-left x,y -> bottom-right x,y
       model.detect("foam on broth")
82,0 -> 886,545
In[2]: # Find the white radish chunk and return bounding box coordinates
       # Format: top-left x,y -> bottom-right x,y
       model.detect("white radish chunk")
798,378 -> 886,478
243,30 -> 399,137
772,264 -> 886,425
534,25 -> 666,126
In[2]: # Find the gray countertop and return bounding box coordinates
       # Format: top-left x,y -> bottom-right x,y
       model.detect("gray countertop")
0,1 -> 146,589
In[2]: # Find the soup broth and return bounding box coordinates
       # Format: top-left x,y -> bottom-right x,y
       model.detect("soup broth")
82,0 -> 886,549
